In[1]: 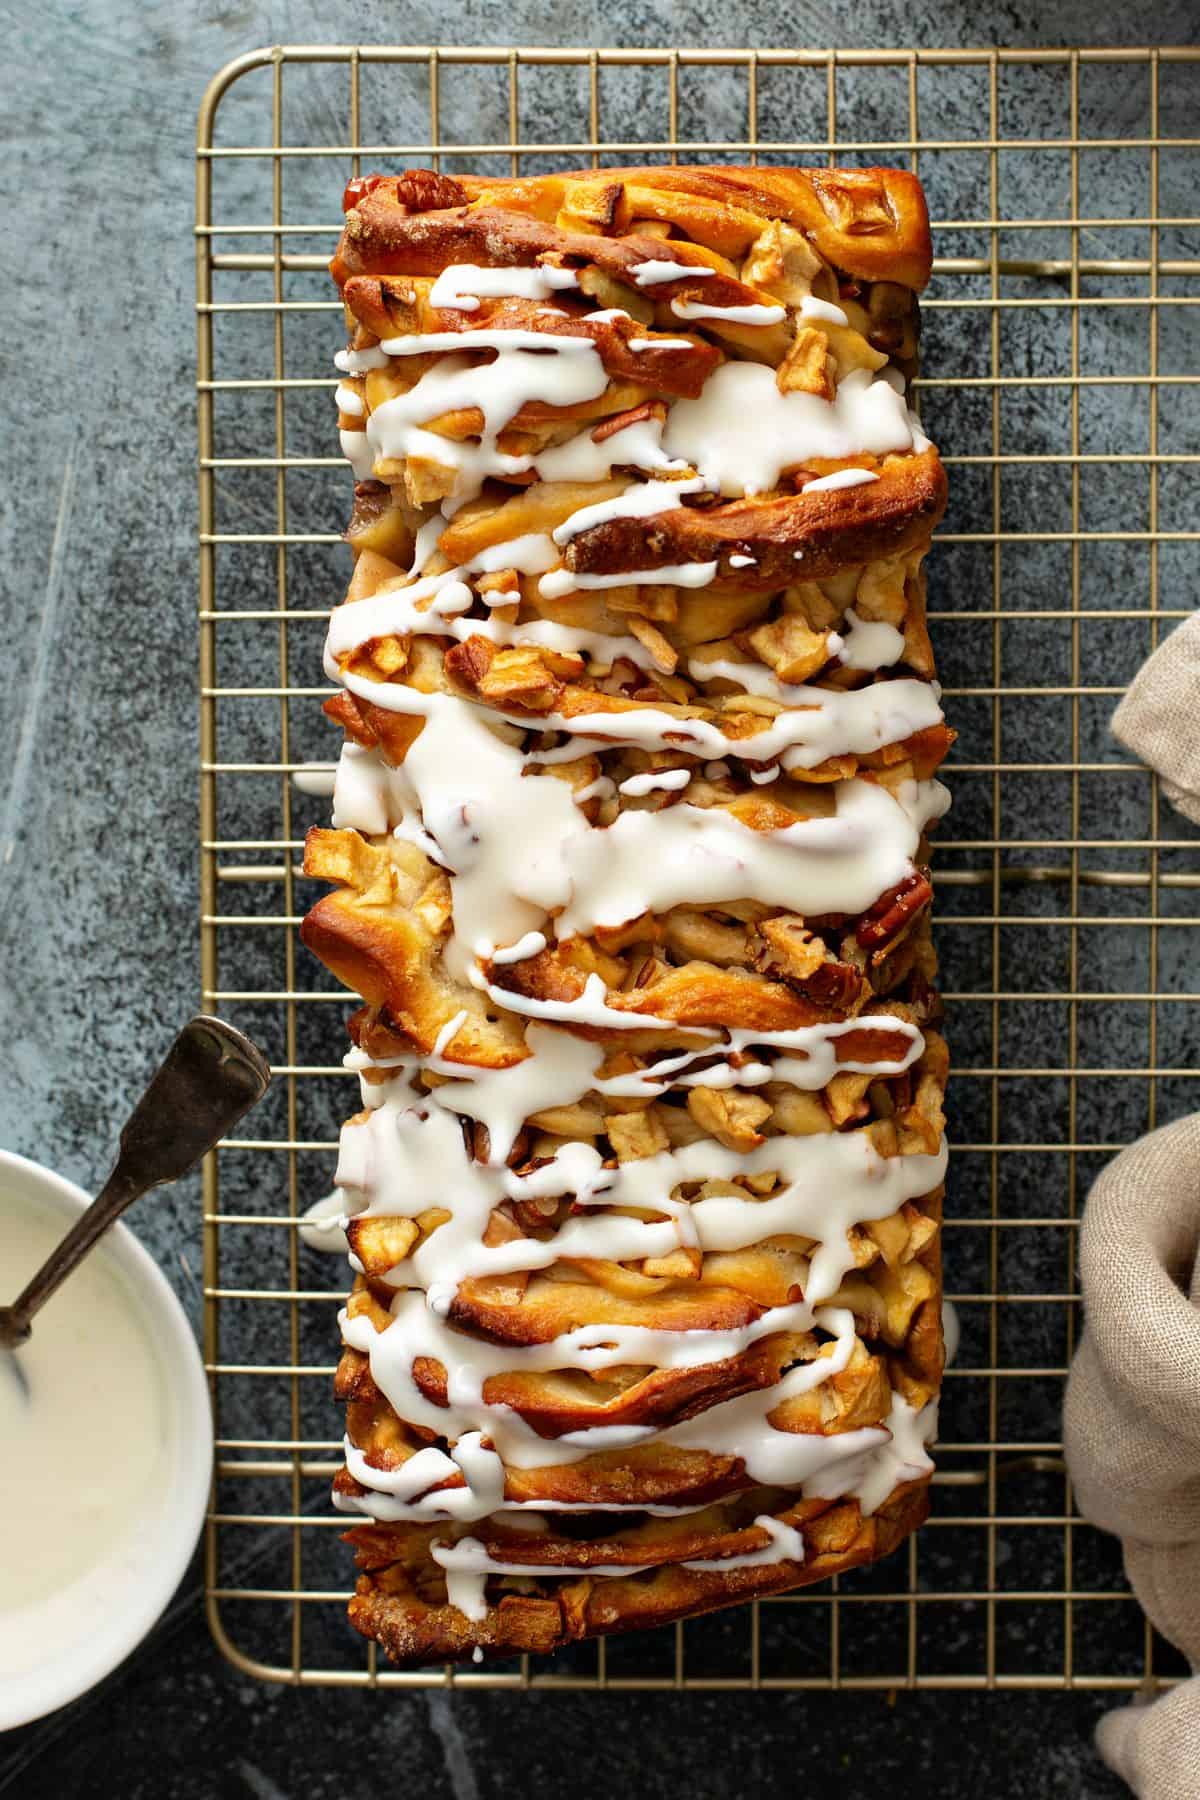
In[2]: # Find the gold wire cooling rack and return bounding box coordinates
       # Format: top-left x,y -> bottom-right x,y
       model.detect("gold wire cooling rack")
195,43 -> 1200,1691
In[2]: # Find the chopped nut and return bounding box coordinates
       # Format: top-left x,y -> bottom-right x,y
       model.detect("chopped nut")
856,871 -> 933,952
592,400 -> 667,443
390,169 -> 468,213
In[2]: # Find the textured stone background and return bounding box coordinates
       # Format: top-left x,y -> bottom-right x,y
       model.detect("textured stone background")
2,2 -> 1197,1794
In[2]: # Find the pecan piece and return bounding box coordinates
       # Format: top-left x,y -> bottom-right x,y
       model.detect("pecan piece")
403,169 -> 468,213
856,871 -> 933,950
800,959 -> 864,1012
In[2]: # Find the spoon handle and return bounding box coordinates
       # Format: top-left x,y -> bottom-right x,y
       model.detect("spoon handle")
1,1017 -> 271,1346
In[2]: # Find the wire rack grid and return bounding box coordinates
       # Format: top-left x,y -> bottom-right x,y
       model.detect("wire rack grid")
195,43 -> 1200,1692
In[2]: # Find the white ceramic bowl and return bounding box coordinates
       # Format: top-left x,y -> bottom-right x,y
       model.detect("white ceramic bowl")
0,1149 -> 212,1729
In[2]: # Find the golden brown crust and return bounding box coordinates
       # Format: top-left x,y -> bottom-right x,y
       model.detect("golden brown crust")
335,164 -> 933,292
343,1481 -> 930,1668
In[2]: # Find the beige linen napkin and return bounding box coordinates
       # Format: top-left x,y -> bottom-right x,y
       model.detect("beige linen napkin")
1111,613 -> 1200,824
1064,1114 -> 1200,1795
1062,625 -> 1200,1794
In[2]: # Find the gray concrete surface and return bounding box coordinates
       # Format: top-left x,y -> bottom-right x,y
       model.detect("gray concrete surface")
1,2 -> 1197,1794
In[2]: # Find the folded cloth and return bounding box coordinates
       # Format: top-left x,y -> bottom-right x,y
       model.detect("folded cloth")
1064,1112 -> 1200,1797
1111,613 -> 1200,824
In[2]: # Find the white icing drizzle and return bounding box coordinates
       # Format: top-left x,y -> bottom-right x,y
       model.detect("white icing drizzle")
348,1010 -> 924,1173
324,674 -> 939,964
617,768 -> 691,796
682,1513 -> 805,1571
472,968 -> 690,1033
805,1393 -> 937,1516
366,330 -> 610,503
538,560 -> 719,599
799,295 -> 851,327
429,263 -> 580,310
835,609 -> 906,672
340,429 -> 375,480
941,1299 -> 960,1368
292,763 -> 336,797
533,415 -> 680,483
332,664 -> 944,776
628,260 -> 716,286
662,366 -> 922,498
551,476 -> 710,544
335,345 -> 389,374
335,1081 -> 945,1326
489,930 -> 548,966
800,468 -> 880,494
547,780 -> 932,939
671,298 -> 786,326
466,532 -> 560,576
299,1190 -> 356,1255
341,1288 -> 892,1483
432,1539 -> 652,1621
572,775 -> 616,803
328,572 -> 663,676
321,273 -> 947,1613
332,742 -> 411,835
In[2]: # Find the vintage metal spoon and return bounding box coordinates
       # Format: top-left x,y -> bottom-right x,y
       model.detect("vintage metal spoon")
1,1017 -> 271,1392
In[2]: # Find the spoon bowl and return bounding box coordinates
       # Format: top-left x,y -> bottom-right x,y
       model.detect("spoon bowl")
0,1016 -> 271,1359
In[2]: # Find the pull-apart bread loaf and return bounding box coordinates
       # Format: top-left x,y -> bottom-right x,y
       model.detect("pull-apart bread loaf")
304,163 -> 950,1667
